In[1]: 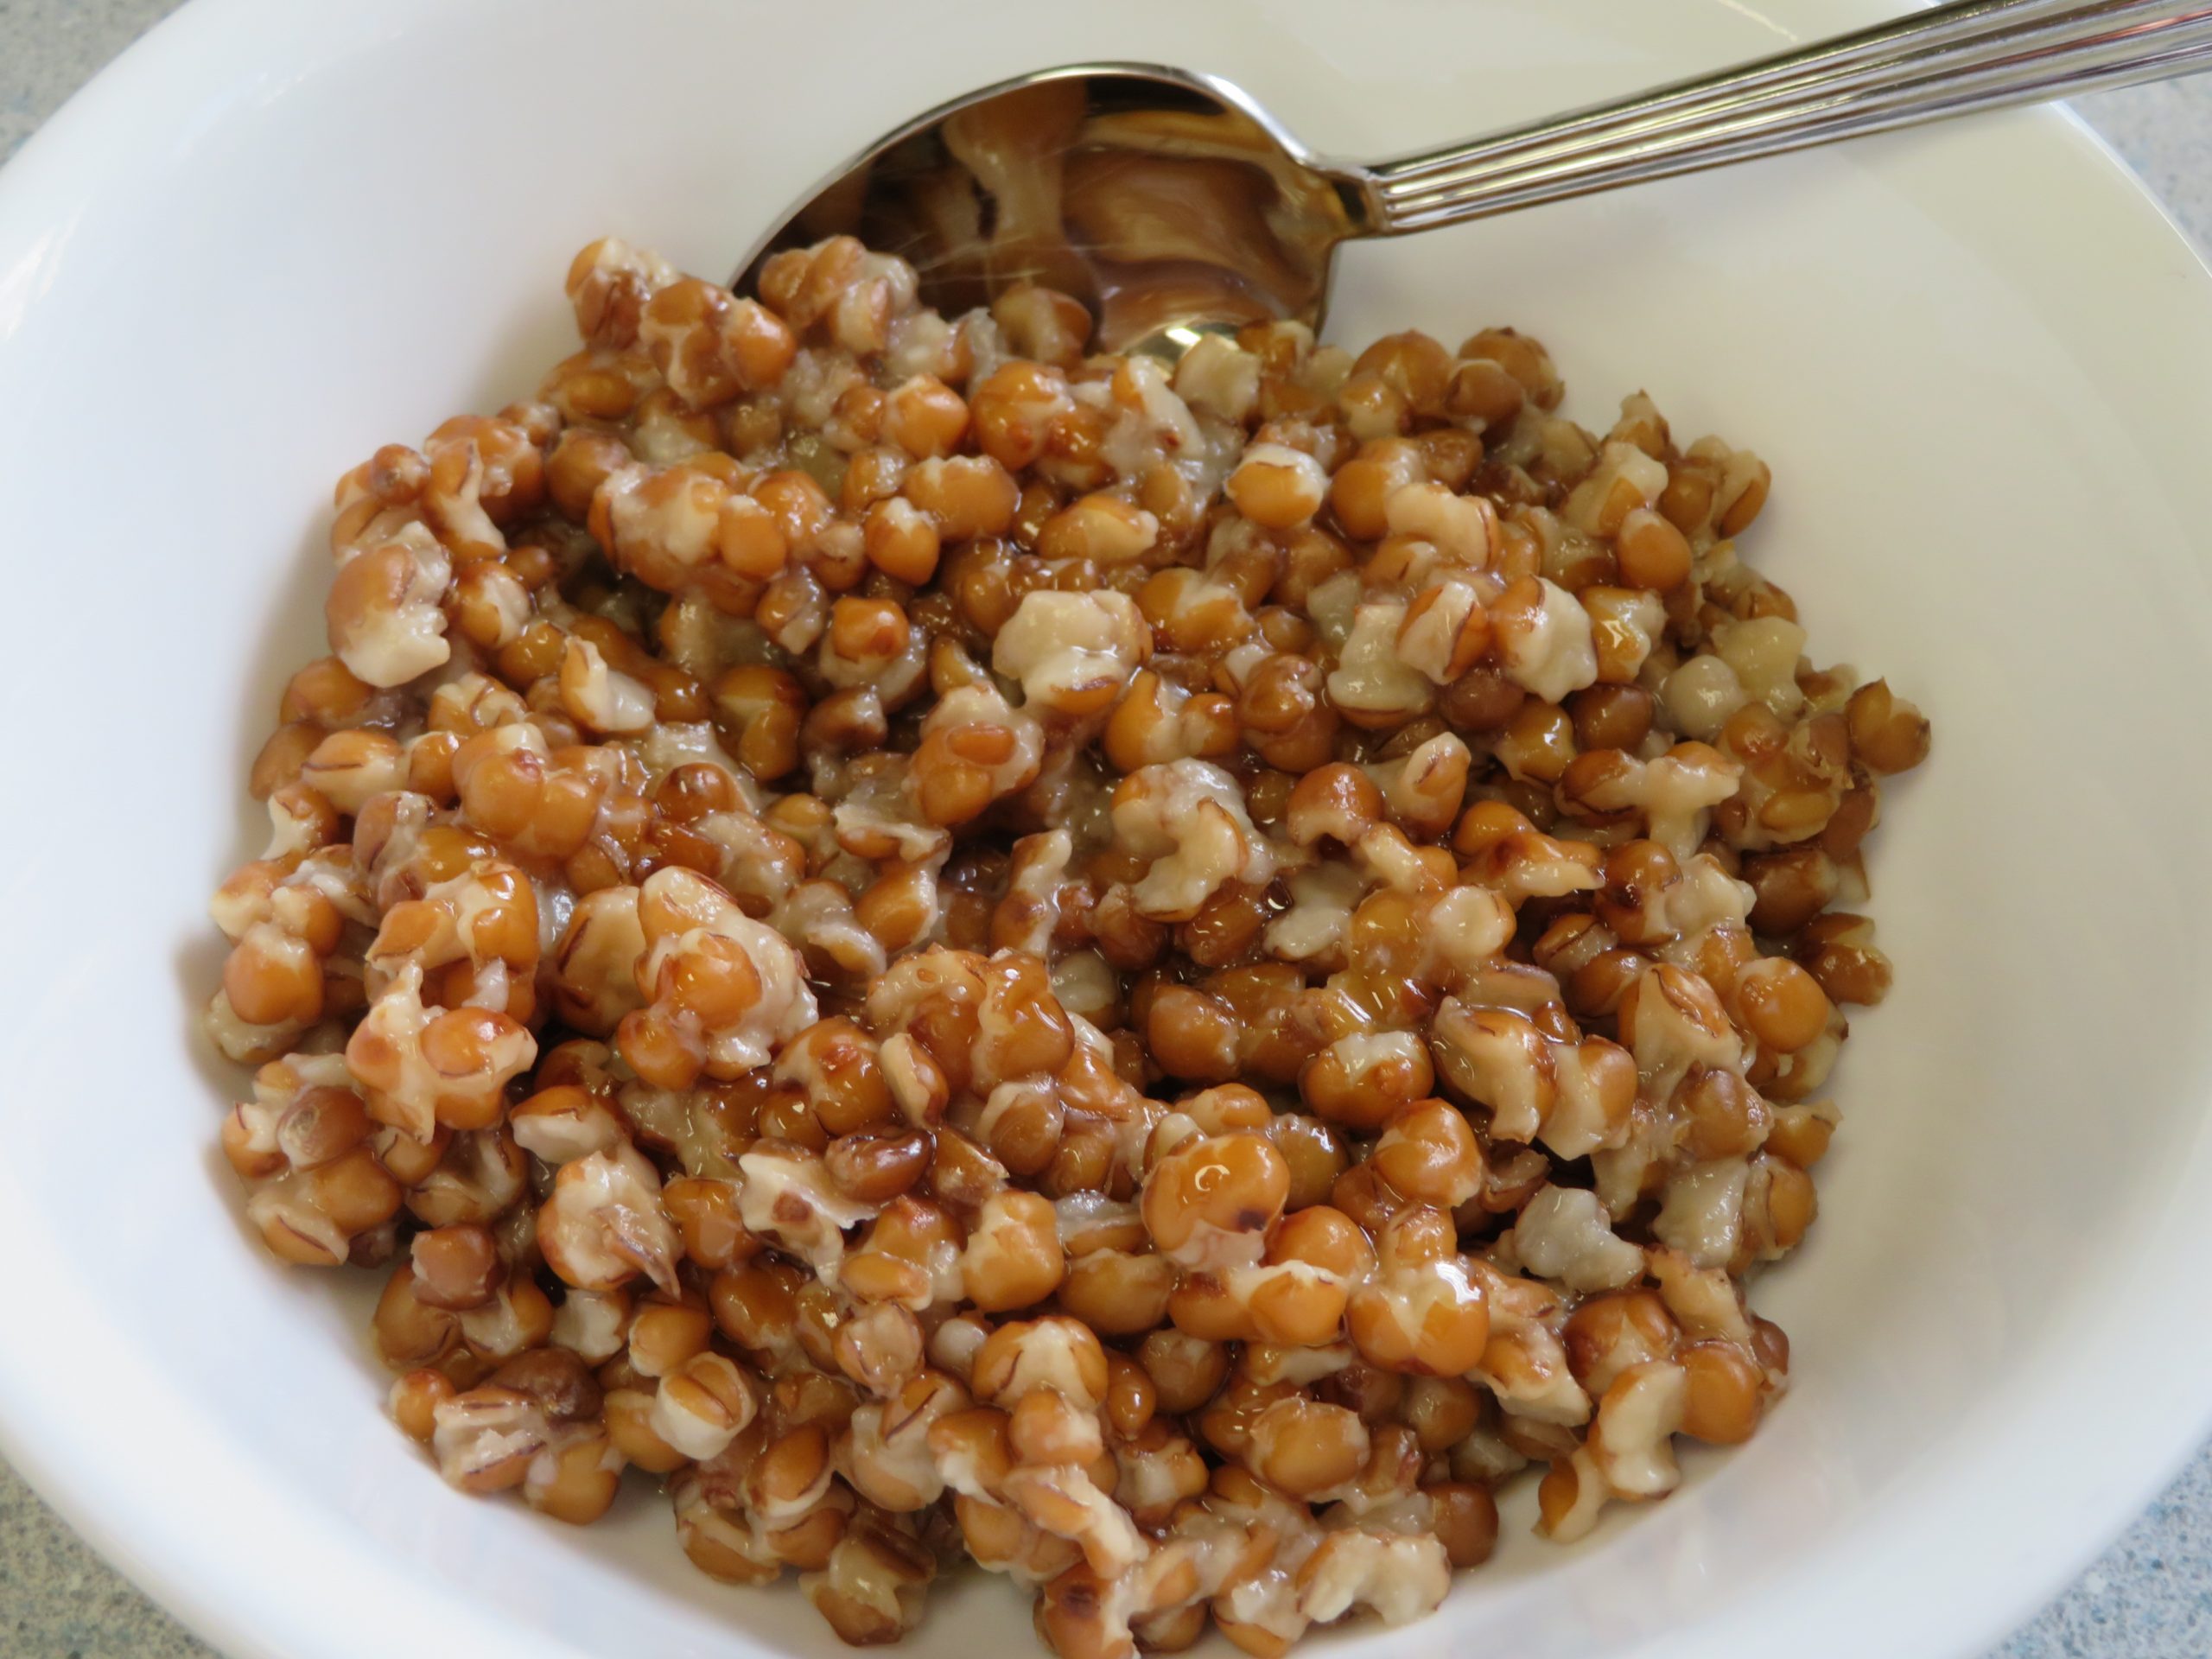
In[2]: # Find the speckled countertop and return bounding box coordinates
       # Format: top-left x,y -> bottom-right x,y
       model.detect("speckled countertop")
3,1 -> 2210,1654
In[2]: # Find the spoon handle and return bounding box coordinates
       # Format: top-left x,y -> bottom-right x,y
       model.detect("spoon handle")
1364,0 -> 2212,233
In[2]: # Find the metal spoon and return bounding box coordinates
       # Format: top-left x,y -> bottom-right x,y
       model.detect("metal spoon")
739,0 -> 2212,357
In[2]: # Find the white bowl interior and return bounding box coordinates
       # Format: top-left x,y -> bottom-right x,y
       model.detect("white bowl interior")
3,2 -> 2211,1656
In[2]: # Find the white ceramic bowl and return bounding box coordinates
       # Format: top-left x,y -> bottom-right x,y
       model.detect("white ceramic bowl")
4,2 -> 2211,1656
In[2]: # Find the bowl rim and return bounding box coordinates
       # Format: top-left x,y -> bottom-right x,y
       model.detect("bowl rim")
3,2 -> 2212,1656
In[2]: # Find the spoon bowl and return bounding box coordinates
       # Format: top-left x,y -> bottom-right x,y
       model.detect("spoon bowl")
738,63 -> 1370,355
